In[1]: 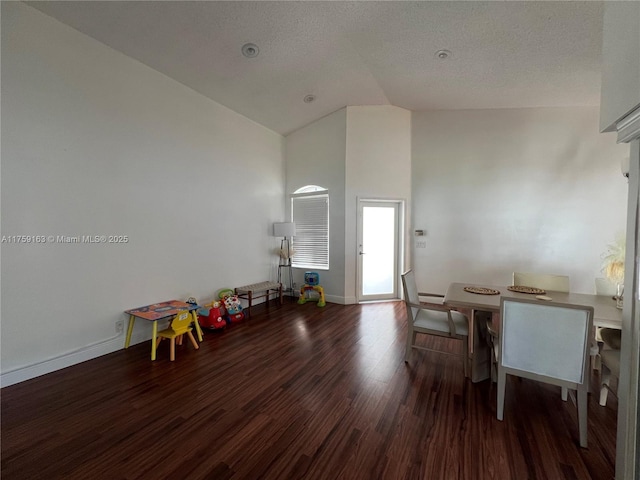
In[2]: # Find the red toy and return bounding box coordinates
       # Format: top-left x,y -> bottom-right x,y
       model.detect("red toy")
197,301 -> 227,330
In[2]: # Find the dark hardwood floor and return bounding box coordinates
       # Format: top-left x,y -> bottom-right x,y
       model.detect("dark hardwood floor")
1,300 -> 617,479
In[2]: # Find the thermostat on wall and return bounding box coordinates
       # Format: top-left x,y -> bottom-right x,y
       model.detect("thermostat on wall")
414,230 -> 425,236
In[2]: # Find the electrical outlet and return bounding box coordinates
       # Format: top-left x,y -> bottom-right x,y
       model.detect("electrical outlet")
116,320 -> 124,334
416,241 -> 427,249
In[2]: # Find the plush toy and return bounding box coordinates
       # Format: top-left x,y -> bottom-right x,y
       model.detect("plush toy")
197,301 -> 226,330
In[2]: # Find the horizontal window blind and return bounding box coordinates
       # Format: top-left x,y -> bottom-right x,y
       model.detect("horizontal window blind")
291,193 -> 329,269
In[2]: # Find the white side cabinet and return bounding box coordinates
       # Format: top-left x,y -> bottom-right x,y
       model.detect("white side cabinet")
600,1 -> 640,133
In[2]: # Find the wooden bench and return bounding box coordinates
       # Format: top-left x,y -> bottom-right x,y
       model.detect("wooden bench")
235,281 -> 283,316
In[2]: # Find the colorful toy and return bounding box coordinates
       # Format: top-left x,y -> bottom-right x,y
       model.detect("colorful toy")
197,301 -> 226,330
219,289 -> 245,323
297,284 -> 326,307
304,271 -> 320,286
218,288 -> 234,300
298,272 -> 325,306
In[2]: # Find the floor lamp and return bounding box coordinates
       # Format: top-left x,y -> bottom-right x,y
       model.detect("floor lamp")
273,222 -> 296,294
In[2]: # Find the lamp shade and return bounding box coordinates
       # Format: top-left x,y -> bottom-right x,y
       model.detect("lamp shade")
273,222 -> 296,237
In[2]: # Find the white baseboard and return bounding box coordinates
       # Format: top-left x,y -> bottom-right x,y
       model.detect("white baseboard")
299,294 -> 357,304
324,295 -> 356,305
0,331 -> 151,388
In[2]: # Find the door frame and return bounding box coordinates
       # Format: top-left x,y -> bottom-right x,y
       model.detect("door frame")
356,197 -> 406,303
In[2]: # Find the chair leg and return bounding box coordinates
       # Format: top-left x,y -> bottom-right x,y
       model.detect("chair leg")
589,339 -> 602,372
156,337 -> 162,348
462,336 -> 469,378
497,368 -> 507,420
491,347 -> 498,383
593,353 -> 602,372
169,339 -> 176,361
404,329 -> 415,363
187,331 -> 199,350
487,334 -> 498,402
577,384 -> 588,448
561,386 -> 568,401
600,364 -> 611,406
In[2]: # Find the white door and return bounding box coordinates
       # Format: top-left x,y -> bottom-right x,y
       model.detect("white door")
357,200 -> 402,302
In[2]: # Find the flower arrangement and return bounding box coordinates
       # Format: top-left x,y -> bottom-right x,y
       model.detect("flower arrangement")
602,234 -> 625,285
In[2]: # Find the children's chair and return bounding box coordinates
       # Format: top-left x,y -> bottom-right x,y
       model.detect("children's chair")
155,310 -> 199,361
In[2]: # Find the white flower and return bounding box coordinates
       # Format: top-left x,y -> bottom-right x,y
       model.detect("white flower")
602,234 -> 625,284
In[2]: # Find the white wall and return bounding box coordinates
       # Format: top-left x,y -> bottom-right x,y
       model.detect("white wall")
285,106 -> 411,304
411,107 -> 629,295
345,106 -> 412,302
1,3 -> 285,385
285,109 -> 347,301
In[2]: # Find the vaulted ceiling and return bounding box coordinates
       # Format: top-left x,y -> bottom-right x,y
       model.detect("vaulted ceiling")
28,1 -> 604,135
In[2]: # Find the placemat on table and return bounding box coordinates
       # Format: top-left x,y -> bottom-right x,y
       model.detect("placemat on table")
463,286 -> 500,295
507,285 -> 546,294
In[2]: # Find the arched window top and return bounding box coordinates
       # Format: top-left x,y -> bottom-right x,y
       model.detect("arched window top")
293,185 -> 327,194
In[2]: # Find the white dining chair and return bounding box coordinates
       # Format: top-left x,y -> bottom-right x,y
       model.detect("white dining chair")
512,272 -> 570,293
600,349 -> 620,406
401,270 -> 469,377
496,297 -> 593,448
512,271 -> 572,400
599,327 -> 621,406
595,277 -> 617,297
592,277 -> 619,372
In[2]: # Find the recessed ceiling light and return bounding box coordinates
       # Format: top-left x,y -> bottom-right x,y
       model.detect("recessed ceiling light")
303,94 -> 316,104
241,43 -> 259,58
435,49 -> 452,60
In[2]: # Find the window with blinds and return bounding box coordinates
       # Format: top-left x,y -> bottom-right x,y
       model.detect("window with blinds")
291,191 -> 329,270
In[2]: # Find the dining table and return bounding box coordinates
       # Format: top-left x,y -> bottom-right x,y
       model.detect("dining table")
443,282 -> 622,382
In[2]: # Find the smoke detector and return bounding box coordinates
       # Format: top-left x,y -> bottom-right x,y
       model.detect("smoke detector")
435,49 -> 452,60
242,43 -> 259,58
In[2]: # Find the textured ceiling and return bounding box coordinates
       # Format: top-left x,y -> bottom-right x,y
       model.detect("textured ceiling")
27,1 -> 604,135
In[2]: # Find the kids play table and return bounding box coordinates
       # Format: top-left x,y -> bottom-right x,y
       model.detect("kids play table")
124,300 -> 203,360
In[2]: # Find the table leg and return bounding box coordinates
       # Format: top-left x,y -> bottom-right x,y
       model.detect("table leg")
468,309 -> 476,355
125,315 -> 135,348
455,307 -> 474,355
151,320 -> 158,361
468,309 -> 492,383
491,311 -> 501,331
191,310 -> 203,342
